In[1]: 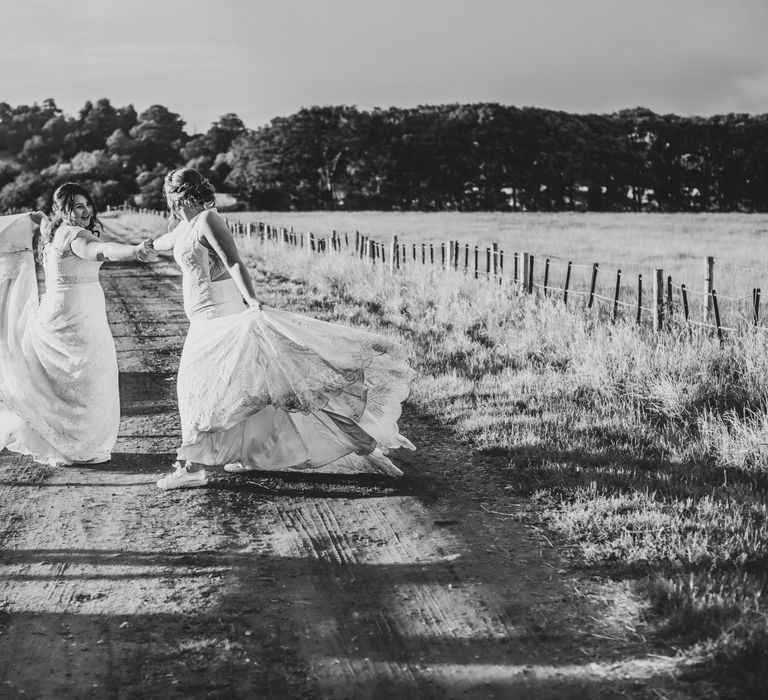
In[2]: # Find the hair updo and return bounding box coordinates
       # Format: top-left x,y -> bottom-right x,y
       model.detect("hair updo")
163,168 -> 216,211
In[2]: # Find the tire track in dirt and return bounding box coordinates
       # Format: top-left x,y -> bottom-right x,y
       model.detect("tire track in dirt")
0,216 -> 686,699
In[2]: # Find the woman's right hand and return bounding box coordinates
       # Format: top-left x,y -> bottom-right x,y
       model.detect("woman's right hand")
29,211 -> 50,234
135,239 -> 158,263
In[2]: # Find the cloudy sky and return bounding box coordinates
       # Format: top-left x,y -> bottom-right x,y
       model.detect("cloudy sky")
1,0 -> 767,133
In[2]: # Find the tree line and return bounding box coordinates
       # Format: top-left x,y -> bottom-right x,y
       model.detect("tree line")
2,98 -> 768,212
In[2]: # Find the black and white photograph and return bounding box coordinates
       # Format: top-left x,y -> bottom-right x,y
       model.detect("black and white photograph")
1,1 -> 767,698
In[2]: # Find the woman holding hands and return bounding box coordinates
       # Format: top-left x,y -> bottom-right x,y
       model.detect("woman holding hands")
152,168 -> 414,489
0,183 -> 156,465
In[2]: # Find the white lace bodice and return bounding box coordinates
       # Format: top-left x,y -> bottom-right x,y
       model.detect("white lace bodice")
43,225 -> 103,287
173,211 -> 237,319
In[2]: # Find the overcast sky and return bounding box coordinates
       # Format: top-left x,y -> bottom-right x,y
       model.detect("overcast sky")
2,0 -> 767,133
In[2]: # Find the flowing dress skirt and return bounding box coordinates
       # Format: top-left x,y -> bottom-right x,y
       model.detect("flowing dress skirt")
176,281 -> 414,475
0,251 -> 120,465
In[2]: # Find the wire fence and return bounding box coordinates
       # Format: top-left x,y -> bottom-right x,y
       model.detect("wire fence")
106,205 -> 768,341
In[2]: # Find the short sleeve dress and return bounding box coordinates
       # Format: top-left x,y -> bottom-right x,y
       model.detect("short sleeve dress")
0,222 -> 120,465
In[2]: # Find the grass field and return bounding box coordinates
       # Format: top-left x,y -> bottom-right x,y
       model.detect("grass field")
129,210 -> 768,697
229,211 -> 768,325
235,210 -> 768,282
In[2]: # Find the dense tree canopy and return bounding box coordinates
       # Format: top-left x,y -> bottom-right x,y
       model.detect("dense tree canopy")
1,98 -> 768,212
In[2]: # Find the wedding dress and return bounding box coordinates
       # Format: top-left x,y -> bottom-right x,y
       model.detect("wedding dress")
174,212 -> 415,475
0,214 -> 119,465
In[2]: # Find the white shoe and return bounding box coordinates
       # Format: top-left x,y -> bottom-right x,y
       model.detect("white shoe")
156,462 -> 208,490
223,462 -> 257,473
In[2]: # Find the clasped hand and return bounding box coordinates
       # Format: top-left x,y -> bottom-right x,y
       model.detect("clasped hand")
135,239 -> 159,263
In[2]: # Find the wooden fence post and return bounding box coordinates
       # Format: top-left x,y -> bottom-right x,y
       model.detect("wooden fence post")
563,261 -> 572,305
486,247 -> 492,279
612,269 -> 621,321
543,258 -> 550,295
666,275 -> 673,324
492,243 -> 498,277
705,256 -> 714,321
754,288 -> 761,326
464,243 -> 469,272
522,253 -> 529,293
389,237 -> 397,275
652,268 -> 665,332
588,263 -> 599,308
513,253 -> 519,287
636,274 -> 643,325
474,246 -> 479,279
712,289 -> 723,342
528,254 -> 534,294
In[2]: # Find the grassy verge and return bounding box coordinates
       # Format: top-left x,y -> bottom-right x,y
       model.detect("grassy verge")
236,235 -> 768,698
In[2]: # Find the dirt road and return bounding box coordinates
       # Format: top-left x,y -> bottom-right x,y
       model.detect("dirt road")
0,218 -> 688,699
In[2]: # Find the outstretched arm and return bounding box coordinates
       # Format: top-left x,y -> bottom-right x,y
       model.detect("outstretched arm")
150,218 -> 181,252
70,229 -> 157,263
198,210 -> 260,309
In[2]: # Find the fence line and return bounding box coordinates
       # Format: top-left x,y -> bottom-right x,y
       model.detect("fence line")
101,206 -> 768,342
243,218 -> 768,341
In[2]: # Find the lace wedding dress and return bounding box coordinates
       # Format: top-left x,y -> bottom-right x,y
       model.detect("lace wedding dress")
0,215 -> 119,465
174,212 -> 415,475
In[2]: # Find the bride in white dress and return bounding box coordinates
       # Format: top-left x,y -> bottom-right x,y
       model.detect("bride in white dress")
153,168 -> 414,490
0,183 -> 156,465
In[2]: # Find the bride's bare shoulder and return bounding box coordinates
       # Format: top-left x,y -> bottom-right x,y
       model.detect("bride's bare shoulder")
200,208 -> 225,226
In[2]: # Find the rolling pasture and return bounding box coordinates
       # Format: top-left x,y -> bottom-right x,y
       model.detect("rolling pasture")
238,210 -> 768,298
233,211 -> 768,330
